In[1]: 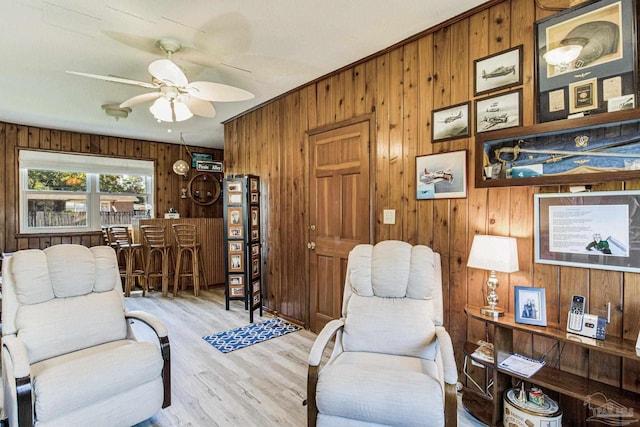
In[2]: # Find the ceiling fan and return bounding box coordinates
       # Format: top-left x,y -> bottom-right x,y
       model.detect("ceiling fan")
67,39 -> 254,122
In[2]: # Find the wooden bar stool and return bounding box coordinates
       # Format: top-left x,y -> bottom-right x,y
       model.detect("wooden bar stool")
109,226 -> 146,297
141,225 -> 173,297
172,223 -> 208,297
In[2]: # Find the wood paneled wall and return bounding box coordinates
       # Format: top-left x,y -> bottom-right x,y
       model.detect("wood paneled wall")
0,121 -> 223,254
224,0 -> 640,417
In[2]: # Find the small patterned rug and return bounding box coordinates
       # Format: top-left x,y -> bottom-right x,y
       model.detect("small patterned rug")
203,318 -> 301,353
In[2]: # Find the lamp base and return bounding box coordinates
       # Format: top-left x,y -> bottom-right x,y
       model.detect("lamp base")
481,306 -> 504,317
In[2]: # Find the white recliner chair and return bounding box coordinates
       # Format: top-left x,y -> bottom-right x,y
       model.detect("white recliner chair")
1,244 -> 171,427
307,240 -> 458,427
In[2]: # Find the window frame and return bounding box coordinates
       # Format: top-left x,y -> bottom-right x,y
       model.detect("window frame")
19,150 -> 154,234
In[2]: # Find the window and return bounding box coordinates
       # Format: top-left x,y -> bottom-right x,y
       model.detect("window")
19,150 -> 154,233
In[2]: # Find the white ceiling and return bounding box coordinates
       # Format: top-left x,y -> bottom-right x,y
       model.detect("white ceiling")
1,0 -> 487,149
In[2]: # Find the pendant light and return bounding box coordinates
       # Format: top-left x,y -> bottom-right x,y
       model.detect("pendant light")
172,133 -> 191,176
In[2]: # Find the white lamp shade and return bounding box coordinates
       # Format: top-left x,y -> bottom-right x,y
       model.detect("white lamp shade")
149,97 -> 194,122
467,235 -> 519,273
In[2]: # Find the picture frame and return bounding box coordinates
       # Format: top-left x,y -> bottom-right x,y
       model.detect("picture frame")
251,206 -> 259,227
251,229 -> 259,241
230,286 -> 245,297
229,274 -> 244,286
227,207 -> 243,227
250,193 -> 259,204
227,192 -> 243,205
226,181 -> 242,193
431,102 -> 470,142
535,0 -> 637,122
568,78 -> 598,114
252,280 -> 260,293
229,253 -> 244,272
534,190 -> 640,273
474,45 -> 523,96
228,226 -> 243,239
475,89 -> 522,134
250,177 -> 259,192
251,256 -> 260,278
515,286 -> 547,326
228,241 -> 243,253
251,243 -> 260,256
475,109 -> 640,188
191,152 -> 213,168
416,150 -> 468,200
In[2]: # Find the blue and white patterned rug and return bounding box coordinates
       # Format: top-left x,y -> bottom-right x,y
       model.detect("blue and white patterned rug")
203,318 -> 301,353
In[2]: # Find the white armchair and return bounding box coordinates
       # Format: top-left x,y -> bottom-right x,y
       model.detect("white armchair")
307,240 -> 458,427
1,244 -> 171,427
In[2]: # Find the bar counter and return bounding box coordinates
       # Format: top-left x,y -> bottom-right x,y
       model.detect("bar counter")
132,217 -> 225,288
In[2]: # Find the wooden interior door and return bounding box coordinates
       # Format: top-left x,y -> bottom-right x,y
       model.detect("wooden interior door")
308,120 -> 371,333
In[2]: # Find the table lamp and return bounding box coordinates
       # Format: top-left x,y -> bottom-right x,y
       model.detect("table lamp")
467,234 -> 519,317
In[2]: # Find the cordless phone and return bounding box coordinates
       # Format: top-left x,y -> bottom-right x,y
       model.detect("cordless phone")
567,295 -> 585,332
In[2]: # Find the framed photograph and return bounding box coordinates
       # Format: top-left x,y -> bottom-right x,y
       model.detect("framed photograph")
534,190 -> 640,273
229,274 -> 244,286
228,241 -> 243,253
226,180 -> 242,193
251,206 -> 259,227
475,109 -> 640,188
230,286 -> 245,297
252,280 -> 260,293
515,286 -> 547,326
475,89 -> 522,134
251,229 -> 259,241
228,226 -> 243,239
474,45 -> 523,96
229,253 -> 244,272
191,152 -> 213,168
250,193 -> 259,204
251,243 -> 260,256
252,256 -> 260,278
535,0 -> 637,122
227,207 -> 242,227
250,177 -> 259,192
431,102 -> 470,142
228,192 -> 243,205
607,94 -> 635,112
416,150 -> 467,200
569,78 -> 598,114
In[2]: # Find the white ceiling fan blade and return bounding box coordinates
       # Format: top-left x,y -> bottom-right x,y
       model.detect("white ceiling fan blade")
148,59 -> 188,87
186,81 -> 254,102
119,92 -> 163,108
66,71 -> 158,89
179,95 -> 216,118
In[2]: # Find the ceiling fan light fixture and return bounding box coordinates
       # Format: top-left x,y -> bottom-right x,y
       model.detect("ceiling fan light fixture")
149,97 -> 193,122
173,101 -> 194,122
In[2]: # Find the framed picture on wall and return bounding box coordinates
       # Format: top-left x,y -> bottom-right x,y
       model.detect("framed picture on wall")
474,45 -> 523,96
534,190 -> 640,273
535,0 -> 637,122
416,150 -> 468,200
431,102 -> 470,143
475,89 -> 522,134
515,286 -> 547,326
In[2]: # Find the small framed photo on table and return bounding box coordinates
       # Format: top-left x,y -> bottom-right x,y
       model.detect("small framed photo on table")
515,286 -> 547,326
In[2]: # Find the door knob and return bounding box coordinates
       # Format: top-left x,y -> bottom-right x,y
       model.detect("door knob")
307,242 -> 316,250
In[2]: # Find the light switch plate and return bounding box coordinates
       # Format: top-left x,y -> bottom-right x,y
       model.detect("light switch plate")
383,209 -> 396,225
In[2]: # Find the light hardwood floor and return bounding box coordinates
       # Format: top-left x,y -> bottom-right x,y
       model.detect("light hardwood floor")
127,287 -> 485,427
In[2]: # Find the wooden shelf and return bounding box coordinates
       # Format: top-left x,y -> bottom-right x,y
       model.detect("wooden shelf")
463,305 -> 640,426
466,305 -> 640,360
